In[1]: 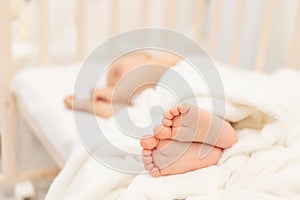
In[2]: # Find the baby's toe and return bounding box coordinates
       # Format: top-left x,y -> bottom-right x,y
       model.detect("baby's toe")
140,136 -> 159,149
142,149 -> 152,156
164,110 -> 174,120
150,167 -> 161,177
162,118 -> 172,127
154,125 -> 172,139
144,163 -> 154,172
143,156 -> 153,164
170,105 -> 180,116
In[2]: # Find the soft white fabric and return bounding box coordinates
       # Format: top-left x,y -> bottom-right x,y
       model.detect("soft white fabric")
11,65 -> 109,164
44,61 -> 300,200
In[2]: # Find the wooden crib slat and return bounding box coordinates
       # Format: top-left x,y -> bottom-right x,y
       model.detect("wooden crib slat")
193,0 -> 205,43
141,0 -> 149,27
165,0 -> 178,29
110,0 -> 118,36
39,0 -> 50,65
161,0 -> 178,49
230,0 -> 246,66
287,1 -> 300,69
208,0 -> 222,58
139,0 -> 150,48
76,0 -> 86,62
254,0 -> 276,72
0,0 -> 18,180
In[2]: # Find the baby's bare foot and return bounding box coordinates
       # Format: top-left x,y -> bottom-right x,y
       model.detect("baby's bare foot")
140,137 -> 222,176
64,95 -> 124,118
155,103 -> 237,149
64,96 -> 91,111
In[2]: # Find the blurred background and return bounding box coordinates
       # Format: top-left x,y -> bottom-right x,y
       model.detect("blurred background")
11,0 -> 300,70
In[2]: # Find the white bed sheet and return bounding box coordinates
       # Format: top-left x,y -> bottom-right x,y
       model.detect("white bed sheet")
45,62 -> 300,199
11,64 -> 105,165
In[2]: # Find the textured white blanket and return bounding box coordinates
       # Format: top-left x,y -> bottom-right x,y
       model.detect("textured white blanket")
46,62 -> 300,200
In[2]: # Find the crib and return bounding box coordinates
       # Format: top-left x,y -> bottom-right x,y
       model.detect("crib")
0,0 -> 300,186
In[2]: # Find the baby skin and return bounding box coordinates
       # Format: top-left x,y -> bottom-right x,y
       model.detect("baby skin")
140,103 -> 237,176
64,52 -> 152,117
64,52 -> 181,118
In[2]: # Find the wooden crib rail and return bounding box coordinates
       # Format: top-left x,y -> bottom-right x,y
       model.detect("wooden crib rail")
35,0 -> 300,69
287,1 -> 300,69
208,0 -> 222,58
76,0 -> 86,62
38,0 -> 87,64
141,0 -> 149,28
109,0 -> 119,37
193,0 -> 206,43
254,0 -> 276,71
39,0 -> 50,65
165,0 -> 178,30
0,0 -> 18,181
230,0 -> 246,66
13,0 -> 300,68
0,0 -> 59,184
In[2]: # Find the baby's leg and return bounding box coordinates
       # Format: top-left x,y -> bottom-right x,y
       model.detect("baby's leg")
64,53 -> 152,116
141,138 -> 222,176
92,87 -> 114,102
64,96 -> 125,118
155,104 -> 237,149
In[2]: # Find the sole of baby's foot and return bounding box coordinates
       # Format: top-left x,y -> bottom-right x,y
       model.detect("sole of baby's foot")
140,137 -> 222,176
64,95 -> 124,118
155,103 -> 237,149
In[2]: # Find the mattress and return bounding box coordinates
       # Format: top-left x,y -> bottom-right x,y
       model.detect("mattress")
12,64 -> 107,166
